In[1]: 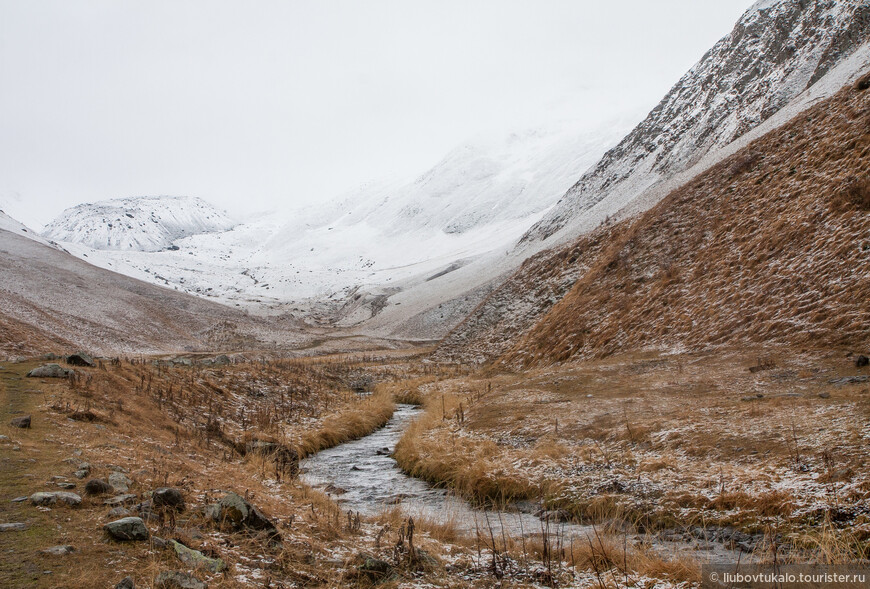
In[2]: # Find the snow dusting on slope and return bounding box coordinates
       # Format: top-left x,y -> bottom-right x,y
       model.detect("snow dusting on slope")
43,195 -> 235,251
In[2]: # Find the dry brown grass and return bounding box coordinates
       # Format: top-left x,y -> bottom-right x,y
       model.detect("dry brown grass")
494,77 -> 870,368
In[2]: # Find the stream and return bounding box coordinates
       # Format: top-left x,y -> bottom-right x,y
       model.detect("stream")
300,404 -> 746,563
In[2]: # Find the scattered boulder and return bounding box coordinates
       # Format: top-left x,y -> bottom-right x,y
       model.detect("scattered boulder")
10,496 -> 28,503
66,352 -> 95,367
213,355 -> 231,365
41,545 -> 75,555
30,492 -> 82,507
10,415 -> 31,428
170,540 -> 225,573
26,364 -> 71,378
114,577 -> 135,589
152,487 -> 185,511
56,482 -> 76,490
819,392 -> 831,399
85,479 -> 113,495
154,571 -> 206,589
108,472 -> 132,493
215,492 -> 280,540
0,523 -> 27,532
856,355 -> 869,368
107,507 -> 133,518
104,517 -> 149,541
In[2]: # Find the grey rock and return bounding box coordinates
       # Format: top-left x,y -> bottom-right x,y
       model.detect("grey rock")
104,517 -> 149,541
216,492 -> 280,539
154,571 -> 206,589
30,491 -> 81,507
818,392 -> 831,399
0,523 -> 28,532
41,545 -> 75,555
10,415 -> 31,428
56,482 -> 76,489
107,507 -> 133,518
170,540 -> 226,572
151,536 -> 169,549
108,472 -> 132,493
66,352 -> 94,367
73,469 -> 89,479
85,478 -> 113,495
11,496 -> 28,503
104,494 -> 138,506
114,577 -> 135,589
152,487 -> 185,511
356,553 -> 394,582
27,364 -> 71,378
856,355 -> 869,368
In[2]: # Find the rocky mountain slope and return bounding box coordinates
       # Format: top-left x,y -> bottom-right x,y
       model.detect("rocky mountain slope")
520,0 -> 870,249
43,195 -> 234,251
0,225 -> 306,358
40,119 -> 631,326
478,73 -> 870,366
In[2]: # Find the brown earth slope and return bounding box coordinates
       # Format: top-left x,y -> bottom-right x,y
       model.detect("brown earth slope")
0,229 -> 305,357
499,74 -> 870,367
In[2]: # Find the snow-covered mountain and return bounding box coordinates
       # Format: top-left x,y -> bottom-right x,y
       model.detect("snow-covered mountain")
43,195 -> 235,251
521,0 -> 870,248
42,118 -> 634,314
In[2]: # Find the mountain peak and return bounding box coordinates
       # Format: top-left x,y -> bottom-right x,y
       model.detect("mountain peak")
43,195 -> 235,252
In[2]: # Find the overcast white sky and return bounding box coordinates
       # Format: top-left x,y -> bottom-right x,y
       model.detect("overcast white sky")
0,0 -> 754,228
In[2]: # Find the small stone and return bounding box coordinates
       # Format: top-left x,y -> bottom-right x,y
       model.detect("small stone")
104,494 -> 138,506
11,496 -> 28,503
27,364 -> 71,378
57,482 -> 76,490
104,517 -> 149,541
856,355 -> 869,368
42,545 -> 75,555
152,487 -> 185,511
10,415 -> 31,428
171,540 -> 226,572
115,576 -> 135,589
818,392 -> 831,399
151,536 -> 169,549
108,472 -> 132,493
107,507 -> 133,518
30,492 -> 81,507
73,469 -> 89,479
85,479 -> 113,495
154,571 -> 206,589
0,523 -> 28,532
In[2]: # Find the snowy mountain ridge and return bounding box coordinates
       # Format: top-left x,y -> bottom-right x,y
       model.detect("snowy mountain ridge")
43,195 -> 235,252
521,0 -> 870,247
41,118 -> 634,311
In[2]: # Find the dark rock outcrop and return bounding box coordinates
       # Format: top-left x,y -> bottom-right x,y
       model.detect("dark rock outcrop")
104,517 -> 149,541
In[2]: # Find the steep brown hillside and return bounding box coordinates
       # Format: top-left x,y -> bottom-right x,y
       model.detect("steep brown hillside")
497,73 -> 870,367
0,229 -> 306,357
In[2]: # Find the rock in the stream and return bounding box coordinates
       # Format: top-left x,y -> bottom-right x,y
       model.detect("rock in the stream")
114,577 -> 135,589
85,478 -> 113,495
215,492 -> 280,539
0,523 -> 28,532
30,492 -> 82,507
170,540 -> 226,572
41,545 -> 75,555
27,364 -> 71,378
152,487 -> 185,511
104,517 -> 149,541
154,571 -> 206,589
10,415 -> 31,428
108,472 -> 132,493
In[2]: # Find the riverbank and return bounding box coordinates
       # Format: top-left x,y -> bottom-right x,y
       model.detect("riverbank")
393,347 -> 870,566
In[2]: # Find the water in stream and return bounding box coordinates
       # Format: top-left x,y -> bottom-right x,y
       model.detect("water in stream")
300,404 -> 746,563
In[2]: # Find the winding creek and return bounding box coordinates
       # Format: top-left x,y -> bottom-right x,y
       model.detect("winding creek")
300,404 -> 747,563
